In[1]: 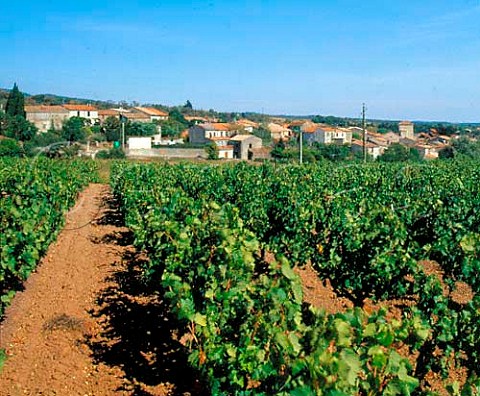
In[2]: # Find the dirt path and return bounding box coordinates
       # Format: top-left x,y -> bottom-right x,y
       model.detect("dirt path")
0,184 -> 200,396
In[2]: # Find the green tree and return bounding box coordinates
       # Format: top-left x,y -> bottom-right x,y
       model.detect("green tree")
0,138 -> 24,157
378,143 -> 421,162
62,117 -> 87,142
206,142 -> 219,160
252,126 -> 272,145
183,100 -> 193,110
125,121 -> 157,137
169,109 -> 188,125
103,116 -> 121,141
271,139 -> 287,160
158,119 -> 185,137
313,143 -> 351,161
5,116 -> 37,141
5,83 -> 25,118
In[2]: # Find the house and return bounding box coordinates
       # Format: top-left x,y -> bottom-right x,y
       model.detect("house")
25,105 -> 70,132
351,139 -> 384,160
133,107 -> 168,121
303,125 -> 352,145
122,112 -> 151,123
366,132 -> 389,149
399,121 -> 414,139
415,144 -> 439,159
217,145 -> 234,159
236,119 -> 260,133
267,122 -> 291,140
347,126 -> 364,134
430,135 -> 451,145
188,123 -> 237,144
229,134 -> 263,160
384,132 -> 401,145
63,104 -> 98,122
399,137 -> 417,148
98,109 -> 120,123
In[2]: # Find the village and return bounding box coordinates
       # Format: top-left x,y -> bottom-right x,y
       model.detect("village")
21,102 -> 466,161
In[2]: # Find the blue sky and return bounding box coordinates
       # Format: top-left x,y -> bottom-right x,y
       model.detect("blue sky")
1,0 -> 480,121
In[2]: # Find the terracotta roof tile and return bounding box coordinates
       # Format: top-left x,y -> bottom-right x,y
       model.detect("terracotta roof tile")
25,105 -> 68,114
63,104 -> 98,111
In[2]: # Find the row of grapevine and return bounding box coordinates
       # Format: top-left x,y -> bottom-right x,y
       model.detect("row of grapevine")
112,161 -> 479,394
0,158 -> 98,314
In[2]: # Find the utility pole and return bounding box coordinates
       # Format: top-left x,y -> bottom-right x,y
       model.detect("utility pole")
121,117 -> 125,150
299,127 -> 303,164
362,103 -> 367,163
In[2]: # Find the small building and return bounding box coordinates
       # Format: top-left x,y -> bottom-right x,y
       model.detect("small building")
98,109 -> 120,123
351,139 -> 384,160
63,104 -> 98,122
399,121 -> 414,139
133,107 -> 169,121
268,122 -> 291,140
415,144 -> 439,159
122,112 -> 151,123
128,136 -> 152,150
303,125 -> 352,145
384,132 -> 401,145
25,105 -> 70,132
188,123 -> 237,144
229,134 -> 263,160
236,119 -> 260,133
218,145 -> 234,159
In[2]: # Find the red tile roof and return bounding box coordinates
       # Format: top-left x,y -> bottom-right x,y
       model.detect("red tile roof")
63,104 -> 98,111
25,105 -> 68,114
124,112 -> 150,120
134,107 -> 168,117
98,109 -> 120,116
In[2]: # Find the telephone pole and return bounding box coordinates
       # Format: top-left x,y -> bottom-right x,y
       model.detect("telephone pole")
362,103 -> 367,163
299,127 -> 303,164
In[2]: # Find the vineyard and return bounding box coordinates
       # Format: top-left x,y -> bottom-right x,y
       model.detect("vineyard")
0,158 -> 98,314
111,160 -> 479,395
0,158 -> 479,395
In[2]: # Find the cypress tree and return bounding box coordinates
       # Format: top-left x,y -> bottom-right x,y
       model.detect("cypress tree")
5,83 -> 25,118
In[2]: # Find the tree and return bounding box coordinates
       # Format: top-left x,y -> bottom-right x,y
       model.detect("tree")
103,116 -> 121,141
158,119 -> 186,137
5,83 -> 25,118
271,139 -> 287,160
252,126 -> 272,145
0,138 -> 24,157
125,121 -> 157,137
169,109 -> 188,125
313,143 -> 351,161
439,137 -> 480,159
62,117 -> 87,142
378,143 -> 421,162
183,100 -> 193,110
206,142 -> 219,160
5,116 -> 37,141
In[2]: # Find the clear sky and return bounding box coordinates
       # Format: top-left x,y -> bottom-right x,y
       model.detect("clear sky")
1,0 -> 480,122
